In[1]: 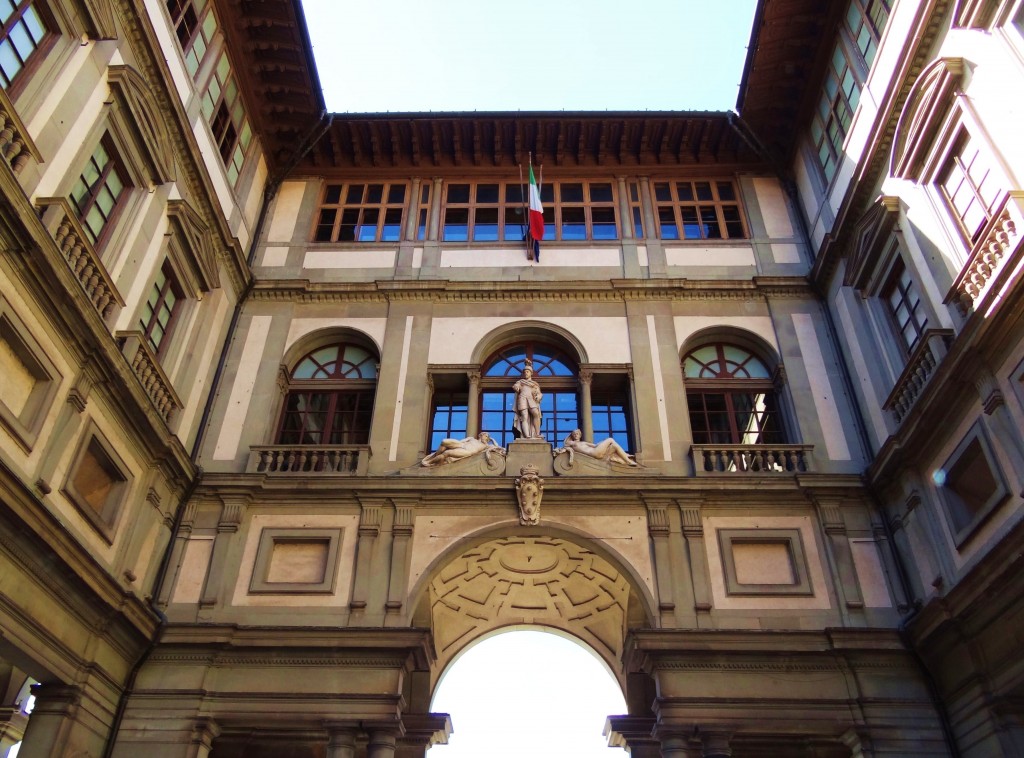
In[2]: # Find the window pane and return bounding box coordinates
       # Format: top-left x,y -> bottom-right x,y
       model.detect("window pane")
589,183 -> 613,202
473,207 -> 499,241
476,184 -> 499,203
658,207 -> 679,240
560,183 -> 584,203
443,208 -> 469,241
447,184 -> 470,203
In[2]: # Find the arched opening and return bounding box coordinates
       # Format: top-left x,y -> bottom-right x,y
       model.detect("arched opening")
428,628 -> 626,757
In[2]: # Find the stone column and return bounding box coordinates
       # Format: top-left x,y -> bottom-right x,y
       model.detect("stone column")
386,501 -> 415,617
428,177 -> 443,240
326,726 -> 358,758
0,706 -> 27,753
367,728 -> 398,758
660,733 -> 699,757
405,178 -> 422,241
616,176 -> 633,239
199,494 -> 248,608
466,370 -> 481,437
701,732 -> 732,758
578,369 -> 594,442
350,503 -> 383,611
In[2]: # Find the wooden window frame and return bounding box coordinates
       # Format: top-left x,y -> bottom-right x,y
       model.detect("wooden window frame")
653,180 -> 747,241
938,129 -> 1008,245
810,40 -> 863,184
200,50 -> 252,187
428,387 -> 469,451
164,0 -> 219,79
139,259 -> 184,356
312,182 -> 409,243
883,255 -> 929,354
0,0 -> 54,92
69,134 -> 131,249
415,182 -> 431,241
845,0 -> 892,67
628,180 -> 644,239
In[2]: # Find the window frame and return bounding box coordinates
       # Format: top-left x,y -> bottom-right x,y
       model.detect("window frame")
882,254 -> 930,355
164,0 -> 219,80
61,424 -> 133,543
199,49 -> 253,187
139,259 -> 185,357
0,0 -> 55,93
937,128 -> 1009,247
69,133 -> 132,250
653,179 -> 747,241
312,181 -> 410,244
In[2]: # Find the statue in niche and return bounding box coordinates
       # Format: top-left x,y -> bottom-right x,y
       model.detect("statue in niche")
420,432 -> 506,467
558,429 -> 640,467
512,361 -> 543,440
515,464 -> 544,525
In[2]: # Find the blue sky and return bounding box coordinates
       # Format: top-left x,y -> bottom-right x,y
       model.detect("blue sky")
302,0 -> 759,113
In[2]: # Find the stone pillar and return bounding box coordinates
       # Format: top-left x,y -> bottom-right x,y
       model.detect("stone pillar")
405,178 -> 421,241
466,370 -> 481,437
158,499 -> 198,606
428,178 -> 443,241
199,494 -> 248,608
367,728 -> 398,758
660,733 -> 699,757
350,503 -> 383,611
386,501 -> 415,617
701,731 -> 732,758
0,706 -> 27,753
326,726 -> 358,758
18,684 -> 89,758
616,176 -> 633,238
578,369 -> 594,442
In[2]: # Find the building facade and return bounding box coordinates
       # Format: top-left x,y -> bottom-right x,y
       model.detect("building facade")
0,0 -> 1020,756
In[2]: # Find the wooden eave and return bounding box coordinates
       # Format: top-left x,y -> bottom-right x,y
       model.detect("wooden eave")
300,112 -> 763,172
736,0 -> 846,163
215,0 -> 324,172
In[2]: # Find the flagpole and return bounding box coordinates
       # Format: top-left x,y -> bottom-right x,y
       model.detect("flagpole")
518,161 -> 529,261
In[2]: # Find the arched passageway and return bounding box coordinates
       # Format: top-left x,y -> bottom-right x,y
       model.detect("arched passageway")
428,629 -> 626,757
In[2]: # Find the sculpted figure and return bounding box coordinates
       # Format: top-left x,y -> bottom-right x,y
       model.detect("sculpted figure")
512,362 -> 543,440
561,428 -> 639,467
421,432 -> 506,467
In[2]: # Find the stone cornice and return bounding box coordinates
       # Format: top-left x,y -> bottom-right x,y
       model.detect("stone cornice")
248,276 -> 815,304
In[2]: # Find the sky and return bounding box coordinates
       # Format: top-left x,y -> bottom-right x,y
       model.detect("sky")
428,630 -> 627,757
301,0 -> 760,113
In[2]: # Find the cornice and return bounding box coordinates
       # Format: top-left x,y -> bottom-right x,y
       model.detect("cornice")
248,277 -> 815,304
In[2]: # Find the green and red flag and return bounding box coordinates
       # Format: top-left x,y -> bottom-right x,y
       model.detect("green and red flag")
528,163 -> 545,243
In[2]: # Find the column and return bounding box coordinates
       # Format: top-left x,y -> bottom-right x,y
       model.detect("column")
578,369 -> 594,441
466,370 -> 481,437
660,734 -> 699,757
199,495 -> 248,608
18,684 -> 81,758
367,728 -> 398,758
386,501 -> 415,616
616,176 -> 633,238
327,726 -> 358,758
404,178 -> 422,241
0,707 -> 27,754
350,503 -> 383,611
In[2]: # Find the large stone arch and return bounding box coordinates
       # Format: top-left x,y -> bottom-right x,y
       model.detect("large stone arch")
408,524 -> 656,694
470,319 -> 590,366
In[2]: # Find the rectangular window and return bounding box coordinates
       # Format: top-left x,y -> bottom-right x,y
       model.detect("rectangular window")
654,180 -> 746,240
441,180 -> 618,242
592,389 -> 633,454
416,182 -> 431,241
687,390 -> 784,445
201,50 -> 252,186
0,0 -> 48,88
314,182 -> 408,243
165,0 -> 218,78
811,42 -> 862,183
70,136 -> 130,246
628,181 -> 644,238
429,390 -> 468,450
139,260 -> 183,355
846,0 -> 891,67
940,131 -> 1007,244
884,257 -> 928,353
480,389 -> 578,448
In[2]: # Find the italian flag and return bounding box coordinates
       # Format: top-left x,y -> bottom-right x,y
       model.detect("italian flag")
528,164 -> 545,241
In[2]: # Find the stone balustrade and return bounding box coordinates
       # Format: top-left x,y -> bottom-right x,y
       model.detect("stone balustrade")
116,331 -> 182,423
883,329 -> 953,424
36,198 -> 124,321
247,445 -> 372,475
690,444 -> 813,474
0,87 -> 41,174
949,191 -> 1023,315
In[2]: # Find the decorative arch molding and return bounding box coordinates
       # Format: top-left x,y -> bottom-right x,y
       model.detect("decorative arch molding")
107,65 -> 175,184
280,326 -> 383,372
470,320 -> 590,367
890,57 -> 968,181
844,195 -> 902,291
166,200 -> 219,295
679,325 -> 781,372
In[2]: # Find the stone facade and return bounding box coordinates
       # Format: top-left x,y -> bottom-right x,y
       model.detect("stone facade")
0,0 -> 1021,756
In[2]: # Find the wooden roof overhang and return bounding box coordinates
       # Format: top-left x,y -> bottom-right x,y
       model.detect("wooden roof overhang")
215,0 -> 324,172
298,112 -> 766,173
736,0 -> 846,164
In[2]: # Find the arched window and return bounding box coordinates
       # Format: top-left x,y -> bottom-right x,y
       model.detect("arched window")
683,343 -> 784,445
276,342 -> 377,445
480,342 -> 578,447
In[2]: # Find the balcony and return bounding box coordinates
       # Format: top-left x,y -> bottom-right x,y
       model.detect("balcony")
36,197 -> 124,322
246,445 -> 371,475
116,331 -> 182,423
690,444 -> 814,475
0,87 -> 41,175
948,191 -> 1023,316
883,329 -> 953,424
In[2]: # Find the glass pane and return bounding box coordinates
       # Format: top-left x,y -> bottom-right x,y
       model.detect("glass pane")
505,184 -> 524,204
324,185 -> 342,204
366,184 -> 383,204
476,184 -> 499,203
560,207 -> 586,241
387,184 -> 406,203
346,184 -> 364,204
654,183 -> 672,202
447,184 -> 470,203
560,183 -> 584,203
658,207 -> 679,240
473,207 -> 499,241
444,208 -> 469,241
589,183 -> 613,202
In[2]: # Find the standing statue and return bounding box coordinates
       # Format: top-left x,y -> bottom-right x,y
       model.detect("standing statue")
561,429 -> 640,467
420,432 -> 506,467
512,361 -> 543,439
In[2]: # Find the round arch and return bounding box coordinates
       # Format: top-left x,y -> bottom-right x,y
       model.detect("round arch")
470,320 -> 590,367
679,325 -> 781,372
281,325 -> 382,370
407,522 -> 657,691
